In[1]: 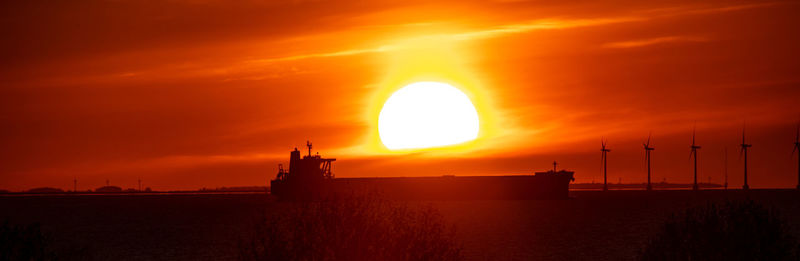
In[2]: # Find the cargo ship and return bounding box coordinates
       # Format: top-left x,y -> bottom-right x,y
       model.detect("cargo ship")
270,142 -> 575,200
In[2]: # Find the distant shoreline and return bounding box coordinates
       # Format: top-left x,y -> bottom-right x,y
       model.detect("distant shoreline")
0,190 -> 268,197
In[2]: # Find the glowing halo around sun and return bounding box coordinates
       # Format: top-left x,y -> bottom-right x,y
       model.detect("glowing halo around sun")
378,81 -> 480,150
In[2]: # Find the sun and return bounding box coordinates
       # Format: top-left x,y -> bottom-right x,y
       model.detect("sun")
378,81 -> 480,150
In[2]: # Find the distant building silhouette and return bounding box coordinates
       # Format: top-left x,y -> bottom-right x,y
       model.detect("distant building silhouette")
95,186 -> 122,193
26,187 -> 64,193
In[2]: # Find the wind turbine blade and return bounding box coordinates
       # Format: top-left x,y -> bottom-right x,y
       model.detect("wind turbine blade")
795,123 -> 799,142
742,125 -> 746,144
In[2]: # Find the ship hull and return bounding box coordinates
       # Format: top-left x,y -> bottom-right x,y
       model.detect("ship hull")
271,175 -> 573,201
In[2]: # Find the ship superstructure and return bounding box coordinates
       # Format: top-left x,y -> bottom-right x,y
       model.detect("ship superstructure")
271,141 -> 335,200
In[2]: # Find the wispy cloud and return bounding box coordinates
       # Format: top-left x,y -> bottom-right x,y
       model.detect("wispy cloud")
45,2 -> 781,85
603,36 -> 708,48
39,1 -> 783,85
248,17 -> 643,65
250,46 -> 395,63
249,2 -> 779,64
449,17 -> 644,41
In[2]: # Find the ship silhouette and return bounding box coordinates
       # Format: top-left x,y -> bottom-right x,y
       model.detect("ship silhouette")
270,141 -> 575,200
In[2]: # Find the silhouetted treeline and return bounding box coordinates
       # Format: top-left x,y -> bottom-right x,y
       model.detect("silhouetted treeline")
640,200 -> 799,260
199,186 -> 267,192
24,187 -> 65,193
0,220 -> 92,261
238,194 -> 463,261
571,182 -> 723,190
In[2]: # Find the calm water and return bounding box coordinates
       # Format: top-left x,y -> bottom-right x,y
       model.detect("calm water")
2,190 -> 799,260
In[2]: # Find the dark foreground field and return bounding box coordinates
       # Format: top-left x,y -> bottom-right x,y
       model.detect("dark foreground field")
2,190 -> 799,260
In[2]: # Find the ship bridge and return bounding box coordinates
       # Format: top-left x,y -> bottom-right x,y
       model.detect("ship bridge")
275,141 -> 335,182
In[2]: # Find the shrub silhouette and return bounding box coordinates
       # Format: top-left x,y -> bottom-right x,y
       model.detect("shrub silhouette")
0,220 -> 91,261
239,194 -> 463,261
0,221 -> 56,261
640,200 -> 798,261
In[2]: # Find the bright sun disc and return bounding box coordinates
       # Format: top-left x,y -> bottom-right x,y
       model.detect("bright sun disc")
378,82 -> 479,150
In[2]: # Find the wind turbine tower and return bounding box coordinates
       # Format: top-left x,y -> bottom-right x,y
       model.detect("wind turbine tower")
740,127 -> 752,190
601,139 -> 610,191
690,129 -> 701,191
793,123 -> 800,190
644,134 -> 655,191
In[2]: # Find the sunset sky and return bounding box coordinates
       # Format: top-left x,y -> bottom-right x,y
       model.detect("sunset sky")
2,0 -> 799,191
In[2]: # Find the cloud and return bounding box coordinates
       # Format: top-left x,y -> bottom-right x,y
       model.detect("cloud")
603,36 -> 708,48
10,1 -> 779,86
249,46 -> 395,63
246,2 -> 777,65
247,17 -> 644,65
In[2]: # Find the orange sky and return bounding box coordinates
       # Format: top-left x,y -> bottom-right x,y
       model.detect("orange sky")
2,0 -> 800,191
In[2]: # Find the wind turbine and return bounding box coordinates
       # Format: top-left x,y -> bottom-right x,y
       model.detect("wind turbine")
644,134 -> 654,191
740,126 -> 752,190
793,123 -> 800,190
601,138 -> 610,191
690,128 -> 701,191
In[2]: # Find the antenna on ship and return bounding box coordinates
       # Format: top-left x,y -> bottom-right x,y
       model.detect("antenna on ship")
553,161 -> 558,172
601,138 -> 610,191
792,122 -> 800,190
306,140 -> 313,157
644,133 -> 655,191
740,124 -> 752,190
690,127 -> 701,191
